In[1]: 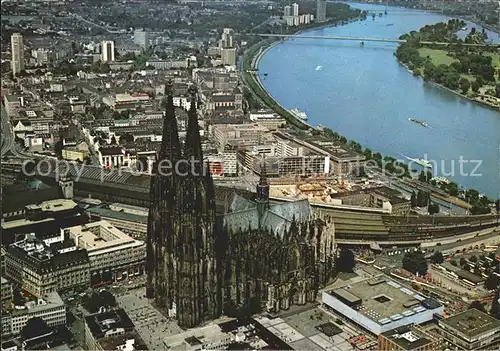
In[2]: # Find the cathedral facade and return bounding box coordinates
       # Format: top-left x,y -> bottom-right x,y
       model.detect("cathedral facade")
146,82 -> 336,328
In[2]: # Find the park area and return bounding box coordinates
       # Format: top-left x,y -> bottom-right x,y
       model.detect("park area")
418,48 -> 500,82
418,48 -> 458,66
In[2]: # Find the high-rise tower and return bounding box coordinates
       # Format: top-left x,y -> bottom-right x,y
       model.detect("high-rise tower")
316,0 -> 327,23
146,83 -> 220,328
101,40 -> 115,62
284,5 -> 292,17
11,33 -> 24,76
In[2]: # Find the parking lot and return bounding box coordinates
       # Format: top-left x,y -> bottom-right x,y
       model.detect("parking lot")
116,287 -> 182,350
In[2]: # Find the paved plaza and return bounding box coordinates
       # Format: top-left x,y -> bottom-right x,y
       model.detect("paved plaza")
117,287 -> 182,350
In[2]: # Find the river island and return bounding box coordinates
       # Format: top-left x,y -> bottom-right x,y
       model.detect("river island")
395,19 -> 500,108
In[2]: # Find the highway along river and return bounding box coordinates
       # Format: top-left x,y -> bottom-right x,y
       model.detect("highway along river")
257,2 -> 500,197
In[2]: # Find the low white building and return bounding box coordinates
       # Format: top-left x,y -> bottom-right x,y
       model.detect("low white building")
1,292 -> 66,336
322,276 -> 444,335
163,323 -> 234,351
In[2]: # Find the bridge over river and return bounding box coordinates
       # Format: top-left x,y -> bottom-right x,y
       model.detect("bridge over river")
256,33 -> 499,48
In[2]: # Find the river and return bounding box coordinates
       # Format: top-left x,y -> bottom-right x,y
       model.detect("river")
257,2 -> 500,198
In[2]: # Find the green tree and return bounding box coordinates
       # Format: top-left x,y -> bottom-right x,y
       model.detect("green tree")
491,289 -> 500,320
336,248 -> 355,273
54,139 -> 63,158
471,80 -> 481,93
410,191 -> 417,208
402,250 -> 428,276
21,317 -> 51,340
469,300 -> 487,313
430,251 -> 444,264
485,273 -> 500,290
428,203 -> 440,215
459,257 -> 467,267
459,78 -> 470,94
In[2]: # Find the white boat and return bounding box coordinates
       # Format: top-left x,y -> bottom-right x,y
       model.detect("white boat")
289,108 -> 308,121
315,65 -> 323,71
404,155 -> 433,168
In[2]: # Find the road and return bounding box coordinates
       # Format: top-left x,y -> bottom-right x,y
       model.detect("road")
70,13 -> 122,33
1,104 -> 15,157
1,104 -> 35,159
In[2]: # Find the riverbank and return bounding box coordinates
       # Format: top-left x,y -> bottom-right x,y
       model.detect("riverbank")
242,7 -> 498,202
243,16 -> 365,130
397,60 -> 500,110
345,0 -> 500,35
243,40 -> 312,130
394,21 -> 500,110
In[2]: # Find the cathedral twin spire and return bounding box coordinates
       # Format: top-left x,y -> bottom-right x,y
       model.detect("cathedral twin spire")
159,81 -> 203,170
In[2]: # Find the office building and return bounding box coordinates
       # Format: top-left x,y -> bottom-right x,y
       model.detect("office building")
322,276 -> 444,335
84,309 -> 146,351
284,5 -> 292,17
292,3 -> 299,17
101,41 -> 115,62
316,0 -> 327,22
1,277 -> 12,302
163,318 -> 292,350
5,232 -> 90,297
221,28 -> 234,48
1,292 -> 66,336
85,206 -> 147,240
436,308 -> 500,350
66,220 -> 145,286
11,33 -> 24,76
378,325 -> 441,350
221,47 -> 237,66
133,29 -> 149,48
1,198 -> 83,247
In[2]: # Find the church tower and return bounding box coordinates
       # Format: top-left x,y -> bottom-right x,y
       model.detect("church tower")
255,157 -> 270,223
175,85 -> 220,327
147,83 -> 221,328
146,80 -> 181,311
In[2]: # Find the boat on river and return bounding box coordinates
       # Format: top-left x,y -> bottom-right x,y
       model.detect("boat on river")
289,108 -> 308,121
404,155 -> 433,168
409,117 -> 428,127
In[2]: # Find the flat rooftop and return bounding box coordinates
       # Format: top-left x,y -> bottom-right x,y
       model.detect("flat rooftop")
327,276 -> 439,324
2,199 -> 79,229
439,308 -> 500,339
381,326 -> 436,350
9,291 -> 64,316
67,220 -> 141,253
25,199 -> 77,212
86,207 -> 147,224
